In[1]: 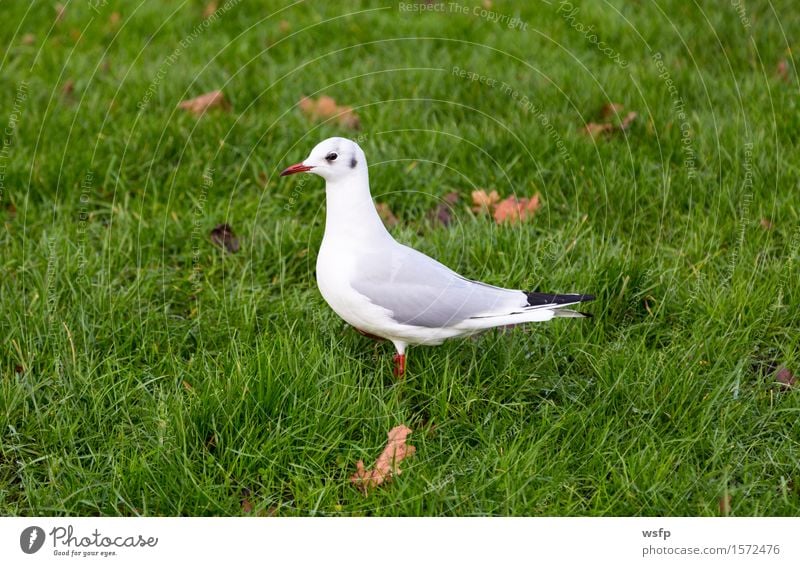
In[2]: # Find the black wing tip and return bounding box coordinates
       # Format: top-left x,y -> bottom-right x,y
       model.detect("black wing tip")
525,291 -> 596,307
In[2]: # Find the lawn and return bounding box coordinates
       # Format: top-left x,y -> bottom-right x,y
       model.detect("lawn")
1,0 -> 799,516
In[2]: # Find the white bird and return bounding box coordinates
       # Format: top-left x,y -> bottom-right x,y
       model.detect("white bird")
281,137 -> 594,377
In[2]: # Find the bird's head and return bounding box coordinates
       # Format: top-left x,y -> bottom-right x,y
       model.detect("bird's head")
280,137 -> 367,183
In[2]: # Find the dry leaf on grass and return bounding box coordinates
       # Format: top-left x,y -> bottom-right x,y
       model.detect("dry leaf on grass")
203,1 -> 218,18
351,425 -> 415,494
760,218 -> 774,230
600,102 -> 625,120
179,90 -> 231,116
279,19 -> 291,32
471,189 -> 500,214
584,102 -> 637,138
21,33 -> 36,45
471,189 -> 541,225
298,95 -> 360,130
427,191 -> 460,226
210,223 -> 240,253
775,366 -> 797,390
375,202 -> 398,228
493,194 -> 541,225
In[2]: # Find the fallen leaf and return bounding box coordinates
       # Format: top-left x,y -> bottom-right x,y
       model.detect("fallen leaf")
14,364 -> 24,375
260,505 -> 279,517
493,193 -> 541,225
210,223 -> 240,253
350,425 -> 415,494
618,111 -> 638,131
427,191 -> 460,226
21,33 -> 36,45
375,202 -> 398,228
719,494 -> 732,516
760,218 -> 774,230
240,488 -> 253,514
203,1 -> 218,18
600,102 -> 625,120
470,189 -> 500,214
298,95 -> 360,130
583,103 -> 637,138
62,79 -> 74,96
179,90 -> 231,116
584,122 -> 614,137
775,366 -> 797,390
182,379 -> 194,391
109,12 -> 121,26
776,59 -> 790,83
279,19 -> 291,32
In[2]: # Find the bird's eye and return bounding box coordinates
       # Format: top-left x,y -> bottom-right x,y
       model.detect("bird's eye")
325,152 -> 338,162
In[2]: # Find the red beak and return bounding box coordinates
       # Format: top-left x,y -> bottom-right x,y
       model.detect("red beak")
280,162 -> 314,176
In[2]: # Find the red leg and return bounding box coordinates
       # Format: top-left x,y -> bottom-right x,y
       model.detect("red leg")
393,353 -> 406,378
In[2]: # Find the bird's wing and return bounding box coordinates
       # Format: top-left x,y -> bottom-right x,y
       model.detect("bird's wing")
350,243 -> 528,328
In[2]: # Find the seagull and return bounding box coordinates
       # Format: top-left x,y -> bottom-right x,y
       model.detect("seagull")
281,137 -> 594,377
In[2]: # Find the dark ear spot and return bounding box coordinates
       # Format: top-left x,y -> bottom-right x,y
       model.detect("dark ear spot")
350,157 -> 357,168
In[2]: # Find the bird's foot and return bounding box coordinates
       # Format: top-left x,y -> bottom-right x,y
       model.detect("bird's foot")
393,353 -> 406,378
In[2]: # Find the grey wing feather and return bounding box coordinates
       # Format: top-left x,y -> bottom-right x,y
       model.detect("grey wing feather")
351,244 -> 526,327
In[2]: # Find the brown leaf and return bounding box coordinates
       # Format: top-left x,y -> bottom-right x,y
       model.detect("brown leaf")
776,59 -> 791,83
109,12 -> 121,26
775,366 -> 797,390
182,380 -> 194,391
62,79 -> 74,96
619,111 -> 638,131
55,3 -> 66,22
584,122 -> 614,138
493,194 -> 541,225
760,218 -> 774,230
600,102 -> 625,120
210,223 -> 240,253
584,104 -> 637,137
179,90 -> 231,116
298,95 -> 360,130
375,202 -> 398,228
719,494 -> 732,516
260,505 -> 279,517
279,19 -> 291,32
203,1 -> 218,18
427,191 -> 460,226
21,33 -> 36,45
350,425 -> 415,494
470,189 -> 500,214
14,364 -> 24,375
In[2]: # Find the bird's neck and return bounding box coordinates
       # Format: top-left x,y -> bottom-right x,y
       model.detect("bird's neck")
322,172 -> 391,244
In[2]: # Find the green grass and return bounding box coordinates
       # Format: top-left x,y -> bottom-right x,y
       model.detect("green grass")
1,0 -> 799,516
